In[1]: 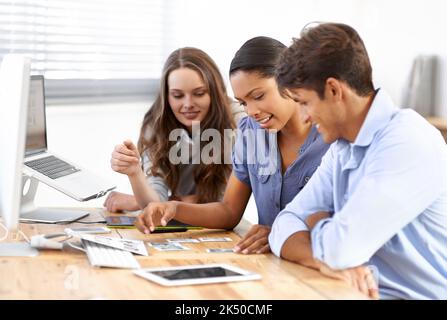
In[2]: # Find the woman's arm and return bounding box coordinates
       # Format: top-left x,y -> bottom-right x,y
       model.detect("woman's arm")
174,194 -> 199,203
135,173 -> 252,232
177,174 -> 252,228
111,139 -> 165,209
127,168 -> 162,208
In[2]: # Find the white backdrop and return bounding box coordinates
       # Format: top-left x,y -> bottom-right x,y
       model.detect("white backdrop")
166,0 -> 446,117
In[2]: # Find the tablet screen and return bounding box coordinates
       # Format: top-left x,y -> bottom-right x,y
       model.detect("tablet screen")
151,266 -> 242,280
135,264 -> 261,286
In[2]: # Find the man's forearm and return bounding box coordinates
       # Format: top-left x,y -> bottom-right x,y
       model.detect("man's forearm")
280,211 -> 330,269
280,231 -> 322,270
305,211 -> 331,230
280,219 -> 378,299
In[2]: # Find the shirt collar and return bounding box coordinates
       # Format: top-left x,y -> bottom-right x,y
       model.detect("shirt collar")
352,89 -> 398,147
335,89 -> 398,150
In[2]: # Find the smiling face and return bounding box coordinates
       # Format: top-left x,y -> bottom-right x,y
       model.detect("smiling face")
287,85 -> 344,144
230,71 -> 297,131
167,67 -> 211,130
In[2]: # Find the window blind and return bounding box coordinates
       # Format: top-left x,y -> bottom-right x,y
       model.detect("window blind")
0,0 -> 167,102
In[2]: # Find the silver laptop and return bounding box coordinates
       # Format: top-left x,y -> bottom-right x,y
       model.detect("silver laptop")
23,75 -> 116,201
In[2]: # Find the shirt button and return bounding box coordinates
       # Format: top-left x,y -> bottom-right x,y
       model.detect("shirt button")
304,176 -> 310,183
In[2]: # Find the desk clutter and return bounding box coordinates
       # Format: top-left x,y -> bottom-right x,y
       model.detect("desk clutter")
26,225 -> 247,287
29,227 -> 236,270
2,211 -> 368,298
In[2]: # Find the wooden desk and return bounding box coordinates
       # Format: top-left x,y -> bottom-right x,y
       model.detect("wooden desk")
427,117 -> 447,142
0,208 -> 367,300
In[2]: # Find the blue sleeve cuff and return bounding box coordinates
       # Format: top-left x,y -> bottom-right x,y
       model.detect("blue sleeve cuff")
269,212 -> 309,257
232,167 -> 250,186
311,217 -> 332,262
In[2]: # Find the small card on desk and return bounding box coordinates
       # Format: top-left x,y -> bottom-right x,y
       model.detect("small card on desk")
149,242 -> 190,251
206,248 -> 235,253
73,233 -> 148,256
166,238 -> 200,243
198,237 -> 232,242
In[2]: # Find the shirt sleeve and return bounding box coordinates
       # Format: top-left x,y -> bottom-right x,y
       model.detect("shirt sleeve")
311,126 -> 446,269
269,144 -> 336,257
231,116 -> 251,186
142,152 -> 170,202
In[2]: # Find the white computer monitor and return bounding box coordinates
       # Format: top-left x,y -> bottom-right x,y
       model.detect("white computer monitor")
0,54 -> 38,256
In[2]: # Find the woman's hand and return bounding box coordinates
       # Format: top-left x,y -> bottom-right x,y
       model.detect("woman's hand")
110,140 -> 141,177
135,201 -> 179,234
103,191 -> 140,213
234,224 -> 271,254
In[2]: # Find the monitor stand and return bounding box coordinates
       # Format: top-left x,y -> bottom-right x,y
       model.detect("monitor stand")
20,175 -> 89,224
0,226 -> 39,257
0,243 -> 39,257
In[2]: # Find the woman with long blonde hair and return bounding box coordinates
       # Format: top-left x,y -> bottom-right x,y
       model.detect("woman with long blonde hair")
104,47 -> 245,211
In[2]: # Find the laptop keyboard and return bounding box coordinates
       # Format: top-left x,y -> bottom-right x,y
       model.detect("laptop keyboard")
25,155 -> 80,179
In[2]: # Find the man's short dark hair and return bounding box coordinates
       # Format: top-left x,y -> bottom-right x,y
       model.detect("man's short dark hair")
276,23 -> 375,99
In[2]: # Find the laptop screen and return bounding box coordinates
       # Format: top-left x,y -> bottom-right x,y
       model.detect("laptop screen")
26,75 -> 48,156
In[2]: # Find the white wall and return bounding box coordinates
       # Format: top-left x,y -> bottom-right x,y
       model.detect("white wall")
165,0 -> 447,117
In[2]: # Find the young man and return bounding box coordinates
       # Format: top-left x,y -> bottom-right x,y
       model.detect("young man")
270,23 -> 447,299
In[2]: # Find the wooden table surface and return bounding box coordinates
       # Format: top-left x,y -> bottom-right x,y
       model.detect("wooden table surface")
0,208 -> 367,300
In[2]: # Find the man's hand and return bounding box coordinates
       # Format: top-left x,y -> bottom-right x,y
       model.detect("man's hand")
319,263 -> 379,299
234,224 -> 271,254
135,201 -> 178,234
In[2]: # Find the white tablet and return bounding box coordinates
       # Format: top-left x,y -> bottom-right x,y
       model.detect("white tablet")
133,263 -> 261,286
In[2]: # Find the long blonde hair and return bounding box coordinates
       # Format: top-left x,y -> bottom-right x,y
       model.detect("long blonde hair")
138,47 -> 234,203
